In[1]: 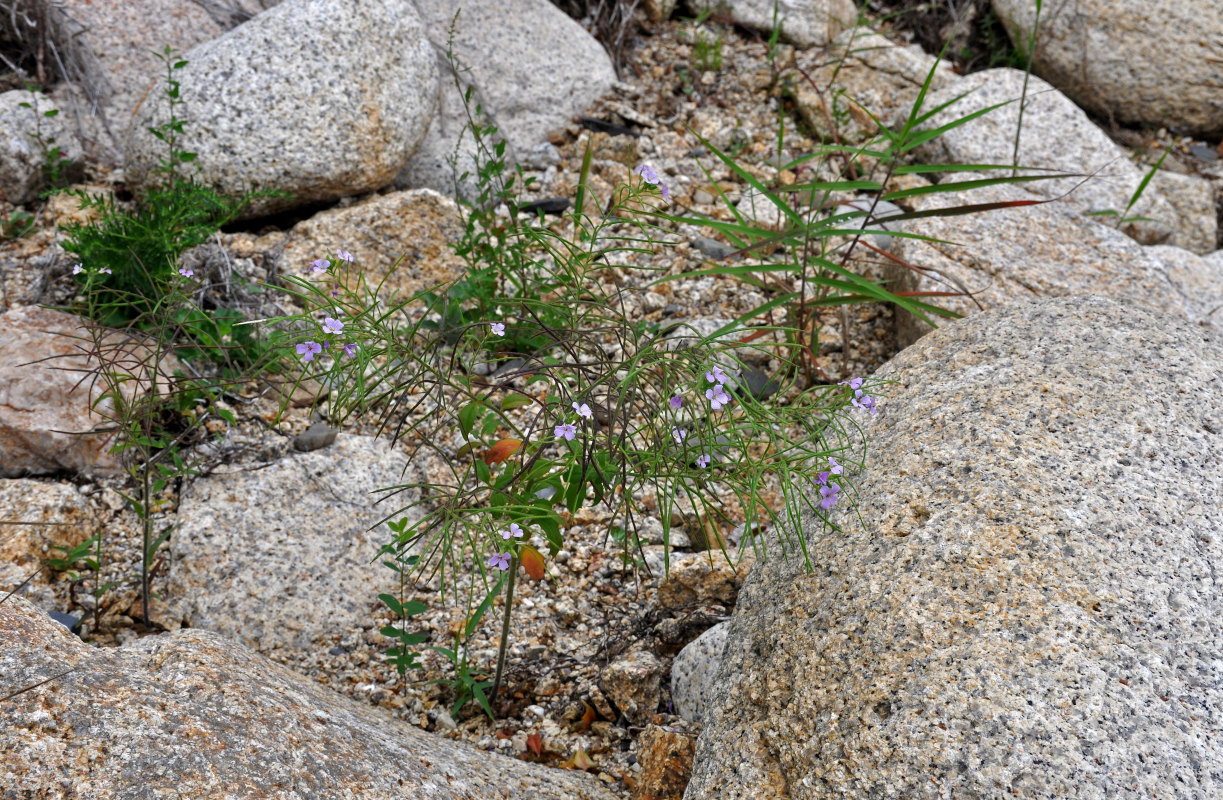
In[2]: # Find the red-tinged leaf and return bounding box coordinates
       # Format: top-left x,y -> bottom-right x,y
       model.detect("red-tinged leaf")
484,438 -> 522,465
560,746 -> 596,771
496,726 -> 515,740
519,544 -> 546,581
526,731 -> 543,757
580,701 -> 597,731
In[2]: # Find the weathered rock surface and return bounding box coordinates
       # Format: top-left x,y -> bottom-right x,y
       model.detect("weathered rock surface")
35,0 -> 227,164
993,0 -> 1223,136
601,650 -> 663,724
125,0 -> 437,218
0,480 -> 97,611
670,620 -> 728,724
687,295 -> 1223,798
910,68 -> 1176,245
167,435 -> 439,653
1147,169 -> 1220,255
655,551 -> 750,612
277,188 -> 468,306
690,0 -> 857,47
0,595 -> 618,799
0,306 -> 175,478
0,90 -> 84,204
399,0 -> 616,200
887,181 -> 1222,347
634,724 -> 696,800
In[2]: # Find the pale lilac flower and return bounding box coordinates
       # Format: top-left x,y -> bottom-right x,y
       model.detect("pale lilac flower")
671,426 -> 687,445
573,402 -> 593,420
555,423 -> 577,441
839,377 -> 865,391
634,164 -> 660,184
331,284 -> 341,297
501,523 -> 524,540
487,552 -> 511,571
706,384 -> 730,410
72,264 -> 83,275
828,457 -> 843,475
706,365 -> 727,385
322,316 -> 344,335
659,182 -> 671,203
178,267 -> 194,278
669,395 -> 683,410
336,249 -> 354,263
296,341 -> 323,362
490,322 -> 506,337
98,268 -> 112,275
820,482 -> 841,510
856,394 -> 878,415
342,343 -> 358,358
696,453 -> 711,469
309,258 -> 329,274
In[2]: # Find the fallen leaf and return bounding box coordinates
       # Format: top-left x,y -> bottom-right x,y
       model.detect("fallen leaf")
484,438 -> 522,465
519,544 -> 546,581
560,745 -> 597,771
526,731 -> 543,757
580,701 -> 597,731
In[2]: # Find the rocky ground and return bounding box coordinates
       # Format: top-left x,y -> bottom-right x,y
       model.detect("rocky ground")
3,4 -> 1222,798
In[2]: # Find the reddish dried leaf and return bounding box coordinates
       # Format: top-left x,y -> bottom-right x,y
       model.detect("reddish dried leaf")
526,731 -> 543,758
483,438 -> 522,465
580,701 -> 597,731
519,544 -> 546,581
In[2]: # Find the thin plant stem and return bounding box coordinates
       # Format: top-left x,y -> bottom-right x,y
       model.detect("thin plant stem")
1012,0 -> 1043,177
489,554 -> 518,707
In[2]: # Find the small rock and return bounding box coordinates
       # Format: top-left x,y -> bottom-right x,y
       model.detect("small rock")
47,610 -> 81,634
293,422 -> 339,452
655,552 -> 751,611
736,367 -> 779,401
601,651 -> 663,725
670,622 -> 729,723
633,724 -> 697,800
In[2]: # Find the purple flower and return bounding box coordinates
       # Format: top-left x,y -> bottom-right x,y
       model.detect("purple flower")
634,164 -> 660,184
336,249 -> 354,263
342,343 -> 358,358
72,264 -> 83,275
706,365 -> 727,385
839,377 -> 865,391
178,267 -> 194,278
706,384 -> 730,411
309,258 -> 329,274
555,423 -> 577,441
817,470 -> 831,485
490,322 -> 506,337
828,457 -> 843,475
573,402 -> 593,420
331,284 -> 341,297
855,394 -> 878,415
296,341 -> 323,362
696,453 -> 711,469
669,395 -> 683,410
487,552 -> 511,571
671,426 -> 687,445
99,268 -> 112,275
501,523 -> 524,540
820,482 -> 841,510
322,316 -> 344,335
659,182 -> 671,203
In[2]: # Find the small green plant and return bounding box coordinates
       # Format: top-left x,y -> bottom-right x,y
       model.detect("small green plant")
1,205 -> 35,241
693,29 -> 724,72
1085,146 -> 1170,229
18,90 -> 75,195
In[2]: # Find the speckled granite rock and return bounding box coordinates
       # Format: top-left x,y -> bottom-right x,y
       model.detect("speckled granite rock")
690,0 -> 856,47
1147,169 -> 1220,255
601,650 -> 664,724
167,435 -> 441,653
993,0 -> 1223,136
36,0 -> 226,165
0,595 -> 618,800
655,552 -> 751,612
909,68 -> 1175,245
686,295 -> 1223,799
0,480 -> 97,611
399,0 -> 615,200
0,91 -> 84,204
0,306 -> 179,478
886,181 -> 1222,347
124,0 -> 437,218
670,621 -> 728,724
634,724 -> 696,800
276,188 -> 467,306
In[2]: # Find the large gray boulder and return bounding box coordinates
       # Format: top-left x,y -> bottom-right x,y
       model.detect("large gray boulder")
686,295 -> 1223,798
167,435 -> 443,653
125,0 -> 437,218
689,0 -> 857,47
0,90 -> 84,204
0,595 -> 618,799
397,0 -> 616,199
993,0 -> 1223,136
886,181 -> 1223,348
909,68 -> 1176,245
